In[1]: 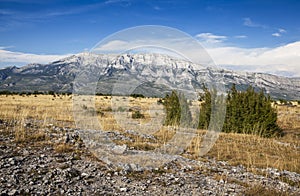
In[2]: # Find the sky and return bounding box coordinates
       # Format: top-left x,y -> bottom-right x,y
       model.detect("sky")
0,0 -> 300,76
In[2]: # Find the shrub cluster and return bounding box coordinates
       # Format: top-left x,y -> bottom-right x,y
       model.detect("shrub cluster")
0,90 -> 72,96
162,91 -> 192,127
198,84 -> 282,137
162,85 -> 282,137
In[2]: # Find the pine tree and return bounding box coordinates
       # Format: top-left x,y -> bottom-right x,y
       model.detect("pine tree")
163,90 -> 192,127
198,84 -> 282,137
163,91 -> 181,126
198,86 -> 209,129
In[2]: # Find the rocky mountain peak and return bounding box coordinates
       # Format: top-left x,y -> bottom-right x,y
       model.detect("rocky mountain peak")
0,52 -> 299,100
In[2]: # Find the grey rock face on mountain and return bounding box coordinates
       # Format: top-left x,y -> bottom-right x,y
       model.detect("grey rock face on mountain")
0,52 -> 299,100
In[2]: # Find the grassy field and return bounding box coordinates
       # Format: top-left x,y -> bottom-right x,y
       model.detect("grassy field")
0,94 -> 299,174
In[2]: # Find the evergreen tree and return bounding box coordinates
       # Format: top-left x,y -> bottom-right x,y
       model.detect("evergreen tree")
198,85 -> 212,129
163,90 -> 192,127
163,91 -> 181,126
198,84 -> 282,137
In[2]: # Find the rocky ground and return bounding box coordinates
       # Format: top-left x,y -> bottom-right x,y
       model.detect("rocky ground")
0,120 -> 299,196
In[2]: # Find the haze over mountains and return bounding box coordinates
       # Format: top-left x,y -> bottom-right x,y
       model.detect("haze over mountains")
0,52 -> 299,100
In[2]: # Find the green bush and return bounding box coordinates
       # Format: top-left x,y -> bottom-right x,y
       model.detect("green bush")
132,110 -> 145,119
198,84 -> 282,137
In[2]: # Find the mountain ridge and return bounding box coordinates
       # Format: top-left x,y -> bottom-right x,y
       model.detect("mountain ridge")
0,52 -> 299,100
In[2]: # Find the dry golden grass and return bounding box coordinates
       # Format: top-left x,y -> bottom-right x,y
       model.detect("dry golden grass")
276,104 -> 300,130
14,128 -> 46,143
0,95 -> 299,173
184,103 -> 300,173
243,184 -> 296,196
54,143 -> 74,153
0,94 -> 74,127
204,132 -> 299,173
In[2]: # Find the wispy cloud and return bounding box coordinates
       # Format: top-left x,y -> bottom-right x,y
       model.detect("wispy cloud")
104,0 -> 132,7
0,2 -> 110,31
279,28 -> 287,33
0,45 -> 14,50
243,17 -> 267,29
0,49 -> 71,68
94,40 -> 130,52
272,28 -> 287,37
0,9 -> 15,16
272,33 -> 281,37
153,6 -> 161,10
195,33 -> 227,44
243,17 -> 257,27
243,18 -> 288,38
105,0 -> 126,4
234,35 -> 247,39
0,0 -> 46,3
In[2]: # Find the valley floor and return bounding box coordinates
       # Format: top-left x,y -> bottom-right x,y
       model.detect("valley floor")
0,95 -> 299,195
0,120 -> 299,195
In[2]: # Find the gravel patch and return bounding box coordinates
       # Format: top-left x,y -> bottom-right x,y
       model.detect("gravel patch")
0,122 -> 299,195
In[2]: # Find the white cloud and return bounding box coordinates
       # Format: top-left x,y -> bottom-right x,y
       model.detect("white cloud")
0,45 -> 14,50
234,35 -> 247,39
243,17 -> 267,28
206,41 -> 300,77
272,28 -> 287,37
243,18 -> 255,27
272,33 -> 281,37
195,33 -> 227,44
0,49 -> 70,68
243,18 -> 287,38
93,40 -> 130,52
279,28 -> 287,33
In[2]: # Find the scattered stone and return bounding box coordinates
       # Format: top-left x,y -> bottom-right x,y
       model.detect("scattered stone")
8,189 -> 17,196
112,144 -> 127,155
120,187 -> 128,192
0,127 -> 299,195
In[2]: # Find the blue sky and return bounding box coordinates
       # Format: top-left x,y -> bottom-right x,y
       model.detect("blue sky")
1,0 -> 300,76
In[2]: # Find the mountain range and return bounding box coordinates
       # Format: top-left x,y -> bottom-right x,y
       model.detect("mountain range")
0,52 -> 299,100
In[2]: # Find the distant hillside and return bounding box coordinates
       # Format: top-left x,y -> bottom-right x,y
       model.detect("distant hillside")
0,52 -> 299,100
